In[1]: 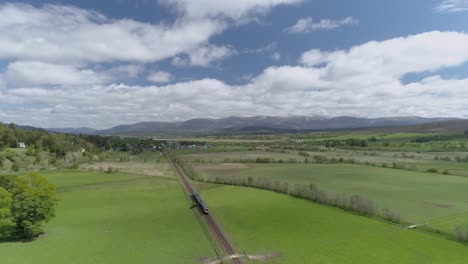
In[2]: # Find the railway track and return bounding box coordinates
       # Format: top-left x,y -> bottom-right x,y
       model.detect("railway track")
166,151 -> 244,264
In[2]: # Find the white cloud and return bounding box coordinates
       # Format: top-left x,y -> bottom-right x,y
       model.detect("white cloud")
0,3 -> 226,64
171,44 -> 234,67
286,16 -> 359,33
3,7 -> 468,130
272,52 -> 281,61
0,1 -> 299,66
188,45 -> 235,67
4,61 -> 110,87
434,0 -> 468,12
299,31 -> 468,78
299,49 -> 338,66
106,64 -> 145,79
161,0 -> 302,22
147,71 -> 174,83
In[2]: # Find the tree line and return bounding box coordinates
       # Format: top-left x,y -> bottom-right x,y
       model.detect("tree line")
0,123 -> 98,157
195,173 -> 401,224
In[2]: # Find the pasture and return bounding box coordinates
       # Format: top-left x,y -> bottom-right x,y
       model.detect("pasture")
0,170 -> 214,264
202,185 -> 468,264
196,163 -> 468,234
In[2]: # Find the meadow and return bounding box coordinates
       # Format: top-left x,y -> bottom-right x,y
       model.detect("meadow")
197,163 -> 468,233
202,185 -> 468,264
0,170 -> 214,264
177,131 -> 468,238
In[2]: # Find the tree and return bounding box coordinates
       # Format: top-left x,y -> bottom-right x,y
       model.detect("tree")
9,173 -> 57,239
0,186 -> 12,237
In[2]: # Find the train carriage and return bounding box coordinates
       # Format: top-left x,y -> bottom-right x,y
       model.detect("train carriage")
191,193 -> 209,214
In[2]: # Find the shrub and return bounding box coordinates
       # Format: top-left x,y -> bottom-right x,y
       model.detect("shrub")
455,226 -> 468,242
11,161 -> 20,172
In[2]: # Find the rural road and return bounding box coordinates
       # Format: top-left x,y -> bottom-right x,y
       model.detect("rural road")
166,151 -> 245,264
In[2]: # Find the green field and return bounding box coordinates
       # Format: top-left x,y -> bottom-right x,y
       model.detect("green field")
0,170 -> 214,264
197,163 -> 468,233
203,185 -> 468,264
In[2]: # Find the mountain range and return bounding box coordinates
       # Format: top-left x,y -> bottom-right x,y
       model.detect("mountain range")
45,116 -> 462,136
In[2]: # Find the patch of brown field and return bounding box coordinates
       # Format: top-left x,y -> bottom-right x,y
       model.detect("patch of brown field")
192,163 -> 249,171
432,202 -> 452,208
81,161 -> 174,177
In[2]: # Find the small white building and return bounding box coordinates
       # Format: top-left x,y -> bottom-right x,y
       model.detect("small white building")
18,142 -> 26,149
79,148 -> 86,153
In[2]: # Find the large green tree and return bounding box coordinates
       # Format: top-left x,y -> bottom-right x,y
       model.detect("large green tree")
0,173 -> 57,239
0,186 -> 12,237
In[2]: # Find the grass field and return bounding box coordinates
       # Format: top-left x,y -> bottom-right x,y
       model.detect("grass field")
181,150 -> 303,163
197,163 -> 468,233
202,185 -> 468,264
0,170 -> 214,264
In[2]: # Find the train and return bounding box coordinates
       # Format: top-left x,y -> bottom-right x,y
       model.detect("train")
191,193 -> 209,214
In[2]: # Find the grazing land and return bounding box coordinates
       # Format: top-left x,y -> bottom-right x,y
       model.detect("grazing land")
0,170 -> 214,264
176,131 -> 468,239
202,185 -> 468,264
196,163 -> 468,233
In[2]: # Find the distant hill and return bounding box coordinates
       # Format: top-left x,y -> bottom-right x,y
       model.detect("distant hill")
386,119 -> 468,133
47,127 -> 98,135
84,116 -> 459,136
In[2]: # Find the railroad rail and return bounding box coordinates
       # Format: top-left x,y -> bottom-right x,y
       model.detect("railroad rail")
166,150 -> 244,264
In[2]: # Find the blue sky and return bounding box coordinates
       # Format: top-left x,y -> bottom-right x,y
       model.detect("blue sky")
0,0 -> 468,128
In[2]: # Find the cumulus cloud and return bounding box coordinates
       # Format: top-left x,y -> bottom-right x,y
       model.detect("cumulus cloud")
0,3 -> 229,64
171,44 -> 234,67
4,61 -> 110,87
2,3 -> 468,128
0,1 -> 298,66
5,31 -> 468,128
299,31 -> 468,78
434,0 -> 468,13
189,45 -> 235,67
286,16 -> 358,33
161,0 -> 302,22
147,71 -> 174,83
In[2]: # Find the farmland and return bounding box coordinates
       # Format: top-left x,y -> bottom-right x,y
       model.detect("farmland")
0,170 -> 214,264
202,185 -> 468,264
3,129 -> 468,263
196,163 -> 468,233
176,131 -> 468,240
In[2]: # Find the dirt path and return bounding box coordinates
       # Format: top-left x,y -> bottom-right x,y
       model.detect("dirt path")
166,151 -> 244,264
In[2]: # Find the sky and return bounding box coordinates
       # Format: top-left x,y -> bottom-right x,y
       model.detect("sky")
1,0 -> 468,129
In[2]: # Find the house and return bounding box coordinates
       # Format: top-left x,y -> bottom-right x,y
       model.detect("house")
18,142 -> 26,149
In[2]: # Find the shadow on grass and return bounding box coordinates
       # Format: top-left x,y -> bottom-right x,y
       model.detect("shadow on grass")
0,231 -> 41,243
0,236 -> 35,243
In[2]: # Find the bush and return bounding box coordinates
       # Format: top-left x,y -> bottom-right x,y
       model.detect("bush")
0,186 -> 13,237
455,226 -> 468,242
11,161 -> 20,172
427,168 -> 438,173
381,209 -> 400,223
312,155 -> 328,163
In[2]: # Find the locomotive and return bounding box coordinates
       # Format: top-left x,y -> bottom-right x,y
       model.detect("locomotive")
191,193 -> 209,214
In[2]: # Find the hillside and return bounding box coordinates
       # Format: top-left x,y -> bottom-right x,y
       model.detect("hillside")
88,116 -> 458,136
385,120 -> 468,133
